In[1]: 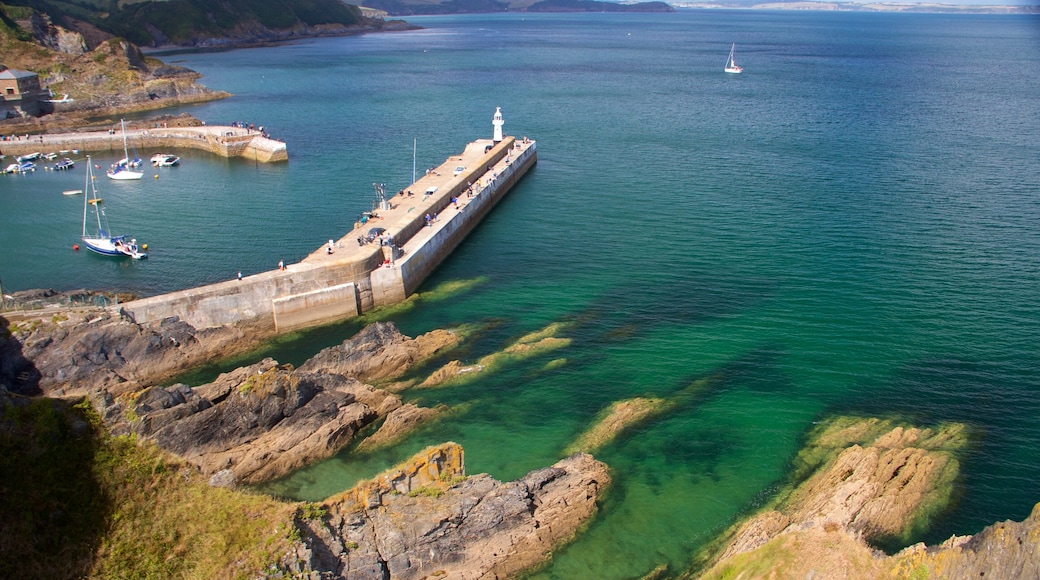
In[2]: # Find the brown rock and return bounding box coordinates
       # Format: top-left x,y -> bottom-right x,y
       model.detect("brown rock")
298,321 -> 459,383
355,403 -> 444,453
293,445 -> 611,579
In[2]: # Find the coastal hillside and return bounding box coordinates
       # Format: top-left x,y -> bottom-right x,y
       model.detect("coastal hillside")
359,0 -> 674,16
0,0 -> 407,48
0,10 -> 227,126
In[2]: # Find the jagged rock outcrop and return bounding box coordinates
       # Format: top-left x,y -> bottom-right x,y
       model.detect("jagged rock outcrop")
8,309 -> 272,398
722,420 -> 966,558
92,366 -> 387,484
26,12 -> 88,55
72,321 -> 456,484
694,417 -> 973,579
355,403 -> 445,453
287,444 -> 611,579
298,321 -> 460,383
891,503 -> 1040,579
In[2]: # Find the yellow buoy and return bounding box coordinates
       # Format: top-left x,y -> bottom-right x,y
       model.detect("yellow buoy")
142,244 -> 148,250
154,174 -> 159,179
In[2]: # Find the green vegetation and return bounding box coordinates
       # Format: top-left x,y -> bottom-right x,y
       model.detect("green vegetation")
0,394 -> 299,578
298,502 -> 328,520
407,485 -> 445,499
1,0 -> 366,47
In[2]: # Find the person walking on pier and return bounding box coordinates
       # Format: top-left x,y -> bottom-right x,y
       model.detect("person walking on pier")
278,259 -> 285,270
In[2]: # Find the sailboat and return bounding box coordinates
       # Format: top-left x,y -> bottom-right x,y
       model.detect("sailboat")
107,119 -> 143,180
725,43 -> 743,74
82,156 -> 147,259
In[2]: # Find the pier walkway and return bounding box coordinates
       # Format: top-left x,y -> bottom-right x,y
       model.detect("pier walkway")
0,124 -> 287,163
121,135 -> 537,333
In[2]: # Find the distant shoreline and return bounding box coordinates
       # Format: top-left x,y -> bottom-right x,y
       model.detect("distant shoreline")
671,2 -> 1039,14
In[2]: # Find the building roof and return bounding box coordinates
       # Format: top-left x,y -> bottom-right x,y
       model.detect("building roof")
0,69 -> 38,80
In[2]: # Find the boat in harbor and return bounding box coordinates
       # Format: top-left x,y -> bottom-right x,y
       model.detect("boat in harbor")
151,153 -> 180,167
54,158 -> 75,170
82,156 -> 147,259
62,189 -> 83,196
16,152 -> 41,163
725,43 -> 743,74
4,161 -> 37,173
107,119 -> 143,180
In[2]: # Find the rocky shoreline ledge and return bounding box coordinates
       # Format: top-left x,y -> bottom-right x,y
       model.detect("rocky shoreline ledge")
2,303 -> 1040,578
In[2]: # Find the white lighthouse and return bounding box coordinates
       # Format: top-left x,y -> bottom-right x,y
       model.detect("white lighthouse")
492,107 -> 504,143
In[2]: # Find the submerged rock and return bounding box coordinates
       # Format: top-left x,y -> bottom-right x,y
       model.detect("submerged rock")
692,416 -> 978,579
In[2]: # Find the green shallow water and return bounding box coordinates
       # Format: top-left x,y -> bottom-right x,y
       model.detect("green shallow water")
5,10 -> 1040,578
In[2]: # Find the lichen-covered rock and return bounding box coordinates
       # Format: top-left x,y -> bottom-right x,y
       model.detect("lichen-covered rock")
696,417 -> 970,579
891,503 -> 1040,579
291,445 -> 611,579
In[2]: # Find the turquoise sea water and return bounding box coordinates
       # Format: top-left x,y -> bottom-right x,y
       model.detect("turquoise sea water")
4,11 -> 1040,577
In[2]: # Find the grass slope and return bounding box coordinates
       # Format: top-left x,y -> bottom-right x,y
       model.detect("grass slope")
0,393 -> 298,579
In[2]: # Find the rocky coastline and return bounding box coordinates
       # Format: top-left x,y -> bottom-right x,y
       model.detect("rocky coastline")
3,302 -> 1040,578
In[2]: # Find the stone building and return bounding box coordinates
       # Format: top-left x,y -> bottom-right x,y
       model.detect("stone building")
0,65 -> 50,118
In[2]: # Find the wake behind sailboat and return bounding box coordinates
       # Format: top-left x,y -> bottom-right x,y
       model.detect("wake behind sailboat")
82,156 -> 147,259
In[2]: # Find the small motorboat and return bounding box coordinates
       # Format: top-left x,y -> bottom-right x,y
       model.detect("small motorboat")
16,152 -> 41,163
151,153 -> 180,167
62,189 -> 83,196
2,163 -> 19,174
54,158 -> 75,170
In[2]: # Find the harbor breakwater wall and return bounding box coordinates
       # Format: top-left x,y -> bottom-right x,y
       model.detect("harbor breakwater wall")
120,136 -> 536,333
1,126 -> 287,163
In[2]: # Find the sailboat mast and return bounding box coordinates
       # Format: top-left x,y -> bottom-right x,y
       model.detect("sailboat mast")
82,157 -> 90,238
121,119 -> 130,161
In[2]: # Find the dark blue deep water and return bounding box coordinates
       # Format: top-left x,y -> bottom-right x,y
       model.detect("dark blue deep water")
3,11 -> 1040,577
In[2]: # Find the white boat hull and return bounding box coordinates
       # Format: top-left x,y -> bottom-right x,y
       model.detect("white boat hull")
107,168 -> 143,180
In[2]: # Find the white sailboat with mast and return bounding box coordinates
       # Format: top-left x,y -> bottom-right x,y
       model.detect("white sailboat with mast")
725,43 -> 743,74
107,119 -> 143,180
83,156 -> 147,259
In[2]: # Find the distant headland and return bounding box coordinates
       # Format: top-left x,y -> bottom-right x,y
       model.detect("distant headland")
670,1 -> 1039,14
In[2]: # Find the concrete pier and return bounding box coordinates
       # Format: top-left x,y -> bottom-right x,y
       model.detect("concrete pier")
120,135 -> 536,333
0,125 -> 287,163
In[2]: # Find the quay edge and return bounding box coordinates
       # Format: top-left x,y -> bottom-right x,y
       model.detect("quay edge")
119,133 -> 536,333
0,125 -> 287,163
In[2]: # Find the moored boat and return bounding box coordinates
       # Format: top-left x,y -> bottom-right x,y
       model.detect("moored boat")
150,153 -> 180,167
82,156 -> 147,259
107,119 -> 143,180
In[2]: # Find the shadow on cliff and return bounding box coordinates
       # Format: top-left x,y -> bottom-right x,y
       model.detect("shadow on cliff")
0,394 -> 109,579
0,316 -> 42,396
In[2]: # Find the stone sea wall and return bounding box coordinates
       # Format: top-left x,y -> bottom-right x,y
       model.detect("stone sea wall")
0,125 -> 287,163
121,136 -> 537,334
